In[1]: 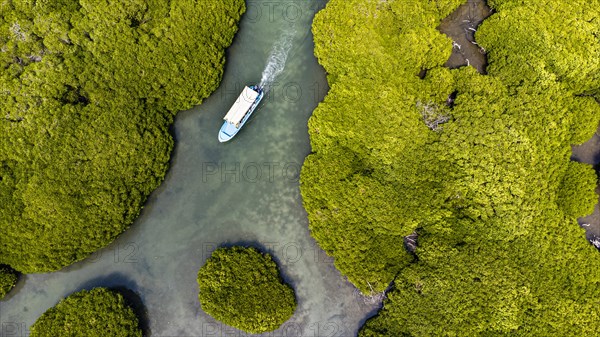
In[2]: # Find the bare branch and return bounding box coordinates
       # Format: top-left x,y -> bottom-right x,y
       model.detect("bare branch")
417,101 -> 450,131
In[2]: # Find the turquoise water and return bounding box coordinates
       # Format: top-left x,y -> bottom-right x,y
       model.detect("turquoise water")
0,1 -> 380,336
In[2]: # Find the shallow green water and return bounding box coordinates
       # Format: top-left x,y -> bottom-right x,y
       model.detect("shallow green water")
0,1 -> 380,336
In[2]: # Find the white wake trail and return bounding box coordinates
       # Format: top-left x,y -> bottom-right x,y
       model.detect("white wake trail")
259,30 -> 295,93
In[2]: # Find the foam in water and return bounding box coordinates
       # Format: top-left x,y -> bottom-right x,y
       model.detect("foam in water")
259,30 -> 295,92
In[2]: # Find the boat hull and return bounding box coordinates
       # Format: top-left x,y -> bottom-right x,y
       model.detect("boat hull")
218,122 -> 240,142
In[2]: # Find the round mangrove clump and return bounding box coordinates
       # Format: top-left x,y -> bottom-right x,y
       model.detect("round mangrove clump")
0,265 -> 18,299
30,288 -> 141,337
197,246 -> 296,333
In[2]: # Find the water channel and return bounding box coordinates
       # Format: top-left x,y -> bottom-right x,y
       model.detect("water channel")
0,1 -> 381,336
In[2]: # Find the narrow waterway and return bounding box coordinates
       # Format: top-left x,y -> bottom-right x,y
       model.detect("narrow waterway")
438,0 -> 493,74
0,1 -> 380,336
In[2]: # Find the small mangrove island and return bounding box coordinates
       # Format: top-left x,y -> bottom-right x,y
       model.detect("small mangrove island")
197,246 -> 297,334
29,288 -> 142,337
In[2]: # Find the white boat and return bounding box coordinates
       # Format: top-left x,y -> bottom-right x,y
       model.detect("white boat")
218,85 -> 264,142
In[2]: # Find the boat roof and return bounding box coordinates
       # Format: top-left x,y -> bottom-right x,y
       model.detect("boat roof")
223,86 -> 259,125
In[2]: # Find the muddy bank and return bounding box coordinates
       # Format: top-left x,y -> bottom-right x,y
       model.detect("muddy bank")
438,0 -> 493,74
